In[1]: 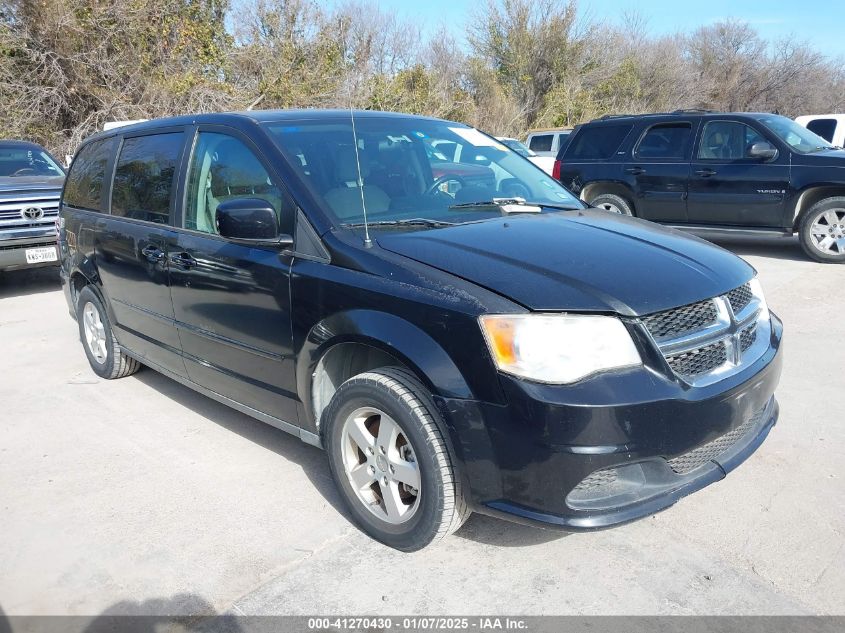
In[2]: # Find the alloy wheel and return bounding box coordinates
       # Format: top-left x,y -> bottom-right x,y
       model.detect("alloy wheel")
340,406 -> 421,524
809,209 -> 845,255
82,302 -> 108,364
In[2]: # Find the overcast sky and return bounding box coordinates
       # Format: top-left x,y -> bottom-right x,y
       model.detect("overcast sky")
374,0 -> 844,59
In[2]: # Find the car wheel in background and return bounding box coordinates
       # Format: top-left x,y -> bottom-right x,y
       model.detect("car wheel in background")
323,367 -> 470,551
589,193 -> 634,216
76,285 -> 141,379
799,197 -> 845,263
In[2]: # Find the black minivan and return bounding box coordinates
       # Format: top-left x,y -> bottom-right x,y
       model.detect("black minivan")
59,111 -> 783,551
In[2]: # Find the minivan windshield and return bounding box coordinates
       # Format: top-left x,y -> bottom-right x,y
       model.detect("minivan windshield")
266,116 -> 582,229
756,115 -> 835,153
0,144 -> 64,178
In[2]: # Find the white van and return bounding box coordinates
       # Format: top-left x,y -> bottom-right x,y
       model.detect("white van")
525,128 -> 572,158
794,114 -> 845,147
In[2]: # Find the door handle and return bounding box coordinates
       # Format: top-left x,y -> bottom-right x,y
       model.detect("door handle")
695,168 -> 717,177
141,245 -> 165,263
168,252 -> 197,269
625,167 -> 645,175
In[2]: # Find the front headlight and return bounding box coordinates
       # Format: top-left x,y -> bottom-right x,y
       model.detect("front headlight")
479,314 -> 642,384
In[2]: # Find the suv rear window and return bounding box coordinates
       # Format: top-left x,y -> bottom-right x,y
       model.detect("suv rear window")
806,118 -> 837,142
111,133 -> 184,223
564,124 -> 632,160
634,123 -> 692,160
64,138 -> 117,212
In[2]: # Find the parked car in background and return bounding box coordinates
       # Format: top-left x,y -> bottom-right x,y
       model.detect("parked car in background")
556,110 -> 845,263
794,114 -> 845,147
60,110 -> 781,551
525,128 -> 572,158
496,137 -> 555,174
0,140 -> 65,272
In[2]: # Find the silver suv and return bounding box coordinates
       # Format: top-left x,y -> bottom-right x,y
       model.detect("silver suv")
0,140 -> 65,272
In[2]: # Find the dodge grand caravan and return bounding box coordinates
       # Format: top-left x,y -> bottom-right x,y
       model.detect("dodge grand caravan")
59,111 -> 783,551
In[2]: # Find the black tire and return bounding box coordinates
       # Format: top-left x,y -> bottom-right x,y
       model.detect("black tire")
323,367 -> 470,551
76,285 -> 141,379
798,197 -> 845,263
589,193 -> 635,216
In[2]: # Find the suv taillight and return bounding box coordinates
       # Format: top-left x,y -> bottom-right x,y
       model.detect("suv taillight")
552,159 -> 562,181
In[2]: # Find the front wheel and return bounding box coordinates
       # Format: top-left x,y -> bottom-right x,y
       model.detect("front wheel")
323,367 -> 470,551
589,193 -> 634,216
799,197 -> 845,263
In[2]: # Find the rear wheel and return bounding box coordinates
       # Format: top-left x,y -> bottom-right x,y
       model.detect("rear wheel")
323,367 -> 470,551
589,193 -> 634,216
76,286 -> 141,379
799,197 -> 845,263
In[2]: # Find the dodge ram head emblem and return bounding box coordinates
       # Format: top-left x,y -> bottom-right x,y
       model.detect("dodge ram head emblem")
21,206 -> 44,220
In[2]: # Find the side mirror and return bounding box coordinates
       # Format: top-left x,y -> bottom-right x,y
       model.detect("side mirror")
748,142 -> 778,161
216,198 -> 293,247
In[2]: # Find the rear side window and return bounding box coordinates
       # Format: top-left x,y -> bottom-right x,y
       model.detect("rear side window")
634,123 -> 692,160
64,138 -> 117,212
806,118 -> 837,142
564,124 -> 632,160
528,135 -> 553,152
111,133 -> 184,224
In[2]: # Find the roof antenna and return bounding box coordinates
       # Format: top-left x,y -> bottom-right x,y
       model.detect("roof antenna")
349,107 -> 372,248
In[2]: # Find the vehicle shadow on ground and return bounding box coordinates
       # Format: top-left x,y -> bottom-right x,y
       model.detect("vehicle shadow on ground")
134,370 -> 568,549
0,596 -> 246,632
0,266 -> 60,300
132,370 -> 350,521
709,235 -> 811,263
455,513 -> 569,547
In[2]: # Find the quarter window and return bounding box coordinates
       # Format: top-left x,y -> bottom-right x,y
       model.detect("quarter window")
634,123 -> 692,160
64,138 -> 117,212
185,132 -> 288,235
528,135 -> 553,152
564,124 -> 632,160
111,133 -> 184,223
697,121 -> 765,160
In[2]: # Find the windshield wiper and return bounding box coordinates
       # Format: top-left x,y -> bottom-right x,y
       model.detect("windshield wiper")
341,218 -> 457,229
449,197 -> 541,213
449,198 -> 581,212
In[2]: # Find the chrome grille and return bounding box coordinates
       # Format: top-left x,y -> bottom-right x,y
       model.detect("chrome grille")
0,190 -> 61,230
641,282 -> 768,386
666,341 -> 727,378
727,283 -> 753,314
667,405 -> 766,474
739,324 -> 757,352
641,298 -> 717,340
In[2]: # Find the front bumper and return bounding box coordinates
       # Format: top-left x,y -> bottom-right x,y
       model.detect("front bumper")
0,230 -> 58,271
436,312 -> 783,531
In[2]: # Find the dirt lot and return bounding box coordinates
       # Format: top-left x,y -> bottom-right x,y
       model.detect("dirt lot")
0,236 -> 842,617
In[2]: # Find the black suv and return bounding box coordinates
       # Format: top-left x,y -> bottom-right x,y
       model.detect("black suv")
59,111 -> 782,551
554,110 -> 845,263
0,140 -> 65,272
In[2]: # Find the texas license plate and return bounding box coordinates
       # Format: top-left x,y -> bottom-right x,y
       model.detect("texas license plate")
25,246 -> 58,264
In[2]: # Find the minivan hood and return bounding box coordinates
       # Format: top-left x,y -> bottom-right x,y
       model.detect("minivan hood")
377,211 -> 754,316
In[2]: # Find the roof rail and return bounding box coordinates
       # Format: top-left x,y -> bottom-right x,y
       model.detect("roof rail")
671,109 -> 717,114
598,113 -> 635,120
